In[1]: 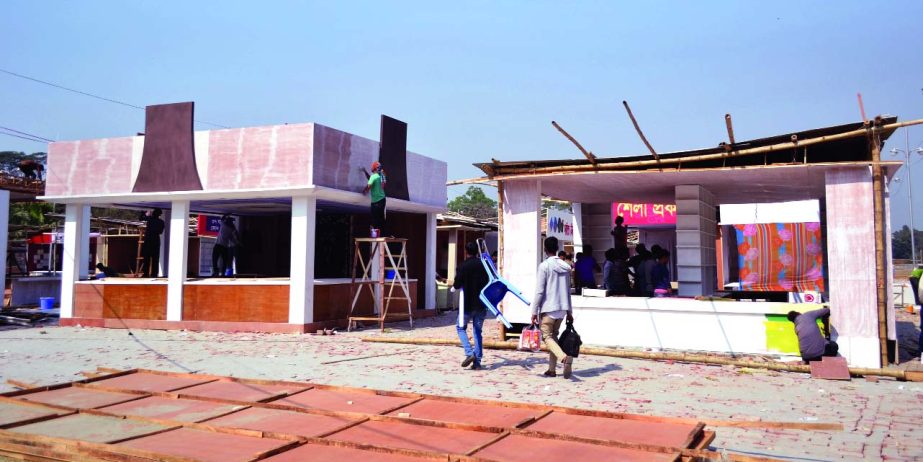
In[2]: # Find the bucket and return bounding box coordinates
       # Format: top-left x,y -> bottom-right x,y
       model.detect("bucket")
39,297 -> 55,310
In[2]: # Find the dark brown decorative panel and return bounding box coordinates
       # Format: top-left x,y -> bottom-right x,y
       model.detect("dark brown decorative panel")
378,115 -> 409,201
133,102 -> 203,192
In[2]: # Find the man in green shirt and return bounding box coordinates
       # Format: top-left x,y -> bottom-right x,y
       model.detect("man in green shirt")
362,161 -> 387,236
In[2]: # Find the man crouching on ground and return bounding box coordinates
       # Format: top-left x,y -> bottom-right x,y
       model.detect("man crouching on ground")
531,236 -> 575,379
787,307 -> 838,363
453,242 -> 489,370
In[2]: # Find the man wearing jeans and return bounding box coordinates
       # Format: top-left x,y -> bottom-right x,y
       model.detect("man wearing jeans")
453,242 -> 489,370
531,236 -> 575,379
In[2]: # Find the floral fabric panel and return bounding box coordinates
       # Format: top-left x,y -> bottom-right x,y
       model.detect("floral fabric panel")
734,222 -> 824,292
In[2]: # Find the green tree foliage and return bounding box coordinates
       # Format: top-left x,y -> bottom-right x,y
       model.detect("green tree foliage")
448,186 -> 497,220
542,199 -> 571,212
892,225 -> 923,261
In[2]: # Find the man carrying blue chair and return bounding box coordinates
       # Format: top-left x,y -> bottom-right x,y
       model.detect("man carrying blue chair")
453,242 -> 491,370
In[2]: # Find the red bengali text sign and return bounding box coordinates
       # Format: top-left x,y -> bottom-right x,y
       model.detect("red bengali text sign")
611,202 -> 677,226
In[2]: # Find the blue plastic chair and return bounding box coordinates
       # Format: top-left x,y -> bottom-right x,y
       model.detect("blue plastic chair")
476,239 -> 529,328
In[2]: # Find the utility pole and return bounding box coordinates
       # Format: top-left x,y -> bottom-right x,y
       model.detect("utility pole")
892,128 -> 922,265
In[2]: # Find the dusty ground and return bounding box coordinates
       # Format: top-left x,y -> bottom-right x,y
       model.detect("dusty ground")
0,311 -> 921,461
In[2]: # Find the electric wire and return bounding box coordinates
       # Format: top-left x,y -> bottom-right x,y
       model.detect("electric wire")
0,125 -> 55,142
0,68 -> 229,129
0,131 -> 48,144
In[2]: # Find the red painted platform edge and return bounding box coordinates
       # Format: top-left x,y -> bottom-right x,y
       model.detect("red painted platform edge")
59,312 -> 435,334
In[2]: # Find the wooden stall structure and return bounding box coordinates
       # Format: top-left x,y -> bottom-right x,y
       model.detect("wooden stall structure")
435,212 -> 497,310
466,116 -> 923,369
41,104 -> 446,333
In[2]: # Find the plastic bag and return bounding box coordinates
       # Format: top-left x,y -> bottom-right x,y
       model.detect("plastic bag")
557,321 -> 582,358
519,324 -> 542,352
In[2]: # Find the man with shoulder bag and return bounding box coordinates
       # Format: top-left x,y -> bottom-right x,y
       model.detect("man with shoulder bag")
531,236 -> 576,379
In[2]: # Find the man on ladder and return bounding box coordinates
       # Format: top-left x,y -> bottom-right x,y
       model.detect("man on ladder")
362,161 -> 387,237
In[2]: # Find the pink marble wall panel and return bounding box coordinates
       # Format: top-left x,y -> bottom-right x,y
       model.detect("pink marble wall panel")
824,167 -> 877,338
407,151 -> 447,207
206,124 -> 312,190
46,138 -> 134,196
311,124 -> 378,194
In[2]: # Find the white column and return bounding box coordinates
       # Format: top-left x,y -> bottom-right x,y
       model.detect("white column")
675,185 -> 717,297
425,212 -> 437,310
289,195 -> 316,324
60,203 -> 88,318
78,206 -> 91,279
501,180 -> 542,324
165,201 -> 189,321
0,189 -> 10,292
571,202 -> 583,252
0,191 -> 8,296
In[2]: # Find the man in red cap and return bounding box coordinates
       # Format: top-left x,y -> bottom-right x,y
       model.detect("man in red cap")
362,161 -> 387,236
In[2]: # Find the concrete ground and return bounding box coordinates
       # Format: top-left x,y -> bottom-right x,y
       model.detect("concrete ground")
0,312 -> 921,461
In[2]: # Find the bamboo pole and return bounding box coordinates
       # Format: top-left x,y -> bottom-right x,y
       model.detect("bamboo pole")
725,114 -> 737,151
359,336 -> 911,380
622,101 -> 660,165
551,121 -> 597,165
484,118 -> 923,178
868,119 -> 890,367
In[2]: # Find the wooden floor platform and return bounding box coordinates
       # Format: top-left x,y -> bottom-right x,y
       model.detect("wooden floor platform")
0,368 -> 767,461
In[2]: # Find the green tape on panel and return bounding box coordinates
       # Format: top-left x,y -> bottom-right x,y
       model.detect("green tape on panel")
764,314 -> 798,353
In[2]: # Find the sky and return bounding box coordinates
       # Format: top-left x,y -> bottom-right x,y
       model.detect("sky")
2,1 -> 922,228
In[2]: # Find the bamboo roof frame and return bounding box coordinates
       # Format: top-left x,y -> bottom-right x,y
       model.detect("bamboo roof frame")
470,117 -> 923,181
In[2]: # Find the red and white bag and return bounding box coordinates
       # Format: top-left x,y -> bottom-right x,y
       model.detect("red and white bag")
518,324 -> 542,352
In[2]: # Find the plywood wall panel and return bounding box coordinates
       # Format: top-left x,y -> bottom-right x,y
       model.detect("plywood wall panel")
205,124 -> 313,191
46,138 -> 134,196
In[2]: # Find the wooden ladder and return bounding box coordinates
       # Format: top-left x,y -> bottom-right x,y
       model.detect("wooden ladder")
347,237 -> 413,332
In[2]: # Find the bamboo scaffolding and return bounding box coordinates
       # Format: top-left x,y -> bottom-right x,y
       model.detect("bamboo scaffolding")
480,118 -> 923,178
360,336 -> 915,381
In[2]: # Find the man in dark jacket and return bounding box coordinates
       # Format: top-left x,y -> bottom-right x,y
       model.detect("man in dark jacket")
453,242 -> 490,370
787,307 -> 838,363
139,208 -> 165,278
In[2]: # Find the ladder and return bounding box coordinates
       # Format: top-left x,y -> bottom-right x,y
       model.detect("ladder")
348,237 -> 413,332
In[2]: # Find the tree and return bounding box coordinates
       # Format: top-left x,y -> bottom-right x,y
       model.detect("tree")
892,225 -> 923,261
448,186 -> 497,220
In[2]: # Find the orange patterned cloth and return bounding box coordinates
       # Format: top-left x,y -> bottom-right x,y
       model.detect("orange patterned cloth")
735,223 -> 825,292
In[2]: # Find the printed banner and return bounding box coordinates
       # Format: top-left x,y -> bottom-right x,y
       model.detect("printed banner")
197,215 -> 222,236
611,202 -> 677,226
735,222 -> 825,292
547,208 -> 575,242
